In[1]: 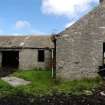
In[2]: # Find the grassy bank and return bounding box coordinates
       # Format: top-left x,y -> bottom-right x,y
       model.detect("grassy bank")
0,69 -> 103,95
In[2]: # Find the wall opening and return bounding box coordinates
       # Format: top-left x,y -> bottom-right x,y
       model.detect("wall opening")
2,51 -> 19,68
103,43 -> 105,65
38,49 -> 45,62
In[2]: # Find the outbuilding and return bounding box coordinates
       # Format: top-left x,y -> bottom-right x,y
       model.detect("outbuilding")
0,36 -> 53,70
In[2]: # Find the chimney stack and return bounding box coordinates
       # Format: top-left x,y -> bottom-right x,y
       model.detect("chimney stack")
100,0 -> 104,3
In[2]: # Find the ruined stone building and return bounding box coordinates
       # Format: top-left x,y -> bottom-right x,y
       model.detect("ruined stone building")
1,0 -> 105,80
0,36 -> 53,70
56,0 -> 105,79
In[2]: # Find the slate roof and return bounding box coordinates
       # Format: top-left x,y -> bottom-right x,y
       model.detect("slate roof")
0,36 -> 53,49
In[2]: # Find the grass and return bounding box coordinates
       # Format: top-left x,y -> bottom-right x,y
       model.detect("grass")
0,80 -> 13,91
0,68 -> 103,95
56,77 -> 102,95
12,69 -> 54,95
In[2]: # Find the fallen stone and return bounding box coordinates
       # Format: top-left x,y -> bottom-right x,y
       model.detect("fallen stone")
83,90 -> 93,95
1,76 -> 31,87
100,91 -> 105,96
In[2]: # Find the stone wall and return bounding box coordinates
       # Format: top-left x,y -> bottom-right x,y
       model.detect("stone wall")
56,3 -> 105,80
19,49 -> 51,70
0,52 -> 2,67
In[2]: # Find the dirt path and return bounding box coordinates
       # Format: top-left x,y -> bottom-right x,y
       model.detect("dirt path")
0,67 -> 16,77
0,87 -> 105,105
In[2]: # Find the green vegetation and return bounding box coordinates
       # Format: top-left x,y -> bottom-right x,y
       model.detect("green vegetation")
0,68 -> 103,95
12,69 -> 54,95
56,77 -> 102,95
0,80 -> 12,91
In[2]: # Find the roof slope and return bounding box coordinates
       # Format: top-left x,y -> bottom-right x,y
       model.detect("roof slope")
59,1 -> 105,36
0,36 -> 53,48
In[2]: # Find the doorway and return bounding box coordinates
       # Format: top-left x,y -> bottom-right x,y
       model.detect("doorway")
2,51 -> 19,68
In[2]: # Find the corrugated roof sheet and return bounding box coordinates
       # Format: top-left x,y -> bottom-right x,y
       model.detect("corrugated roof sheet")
0,36 -> 53,48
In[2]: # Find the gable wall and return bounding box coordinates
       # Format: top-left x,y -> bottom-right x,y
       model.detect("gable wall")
56,4 -> 105,80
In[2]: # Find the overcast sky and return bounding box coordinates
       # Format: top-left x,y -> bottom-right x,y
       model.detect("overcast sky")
0,0 -> 99,35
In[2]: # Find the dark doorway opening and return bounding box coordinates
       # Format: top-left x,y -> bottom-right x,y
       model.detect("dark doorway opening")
103,43 -> 105,66
38,50 -> 45,62
2,51 -> 19,68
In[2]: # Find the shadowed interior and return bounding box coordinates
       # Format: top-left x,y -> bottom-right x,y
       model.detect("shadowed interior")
2,51 -> 19,68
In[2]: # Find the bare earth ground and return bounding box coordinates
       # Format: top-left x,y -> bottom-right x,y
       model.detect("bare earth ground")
0,83 -> 105,105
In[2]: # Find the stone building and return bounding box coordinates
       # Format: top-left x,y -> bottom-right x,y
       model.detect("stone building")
1,0 -> 105,80
0,36 -> 53,70
56,0 -> 105,80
